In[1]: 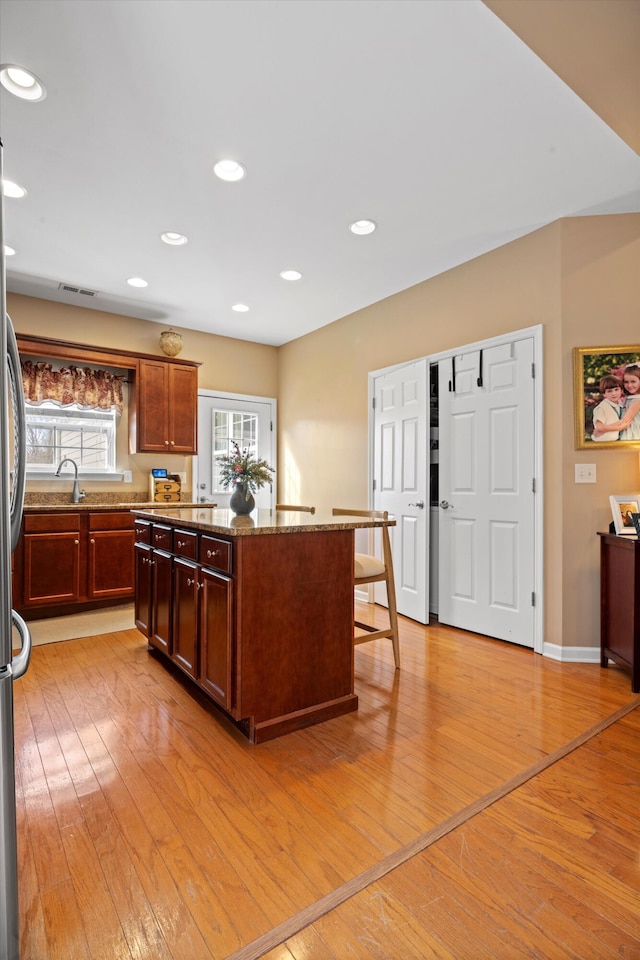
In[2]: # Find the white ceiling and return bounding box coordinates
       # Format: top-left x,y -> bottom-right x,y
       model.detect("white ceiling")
1,0 -> 639,347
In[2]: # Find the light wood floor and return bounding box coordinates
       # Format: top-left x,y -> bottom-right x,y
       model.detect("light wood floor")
14,608 -> 640,959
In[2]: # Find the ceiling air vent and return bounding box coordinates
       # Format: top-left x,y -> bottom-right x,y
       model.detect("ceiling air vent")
58,282 -> 98,297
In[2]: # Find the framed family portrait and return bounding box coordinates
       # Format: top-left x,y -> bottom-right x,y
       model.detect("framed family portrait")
573,345 -> 640,449
609,495 -> 640,535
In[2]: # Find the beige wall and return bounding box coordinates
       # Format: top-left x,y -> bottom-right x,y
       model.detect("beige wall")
485,0 -> 640,154
559,215 -> 640,647
9,214 -> 640,651
278,213 -> 640,651
8,293 -> 278,499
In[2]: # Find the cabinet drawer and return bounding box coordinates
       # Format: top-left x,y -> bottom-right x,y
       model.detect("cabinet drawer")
152,524 -> 173,551
200,535 -> 232,574
134,519 -> 152,544
174,529 -> 198,559
89,511 -> 134,531
24,512 -> 80,533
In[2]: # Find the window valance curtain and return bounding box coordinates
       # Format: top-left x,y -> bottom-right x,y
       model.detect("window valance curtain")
21,361 -> 125,415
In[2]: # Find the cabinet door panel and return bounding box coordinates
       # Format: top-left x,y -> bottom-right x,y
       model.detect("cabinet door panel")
24,532 -> 81,604
88,530 -> 135,598
172,557 -> 198,677
151,550 -> 173,655
199,569 -> 233,709
135,544 -> 152,636
169,364 -> 198,453
137,360 -> 170,451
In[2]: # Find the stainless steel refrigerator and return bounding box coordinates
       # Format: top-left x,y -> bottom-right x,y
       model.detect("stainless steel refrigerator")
1,138 -> 32,959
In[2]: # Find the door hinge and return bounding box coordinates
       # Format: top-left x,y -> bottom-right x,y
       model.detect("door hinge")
531,591 -> 535,607
372,478 -> 376,491
270,421 -> 273,431
532,477 -> 536,494
531,362 -> 535,379
372,396 -> 376,409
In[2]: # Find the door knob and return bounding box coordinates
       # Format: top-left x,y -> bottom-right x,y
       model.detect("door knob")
408,500 -> 425,509
439,500 -> 453,510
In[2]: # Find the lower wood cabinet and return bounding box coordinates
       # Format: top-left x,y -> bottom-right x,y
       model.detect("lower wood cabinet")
135,522 -> 234,712
15,510 -> 135,616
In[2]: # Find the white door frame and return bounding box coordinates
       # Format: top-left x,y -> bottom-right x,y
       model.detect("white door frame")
369,324 -> 544,655
194,389 -> 277,509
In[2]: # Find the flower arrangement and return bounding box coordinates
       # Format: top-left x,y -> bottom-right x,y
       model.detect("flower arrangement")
217,441 -> 274,500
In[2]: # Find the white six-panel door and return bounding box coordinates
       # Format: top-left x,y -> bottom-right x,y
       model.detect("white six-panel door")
373,359 -> 429,624
437,338 -> 535,647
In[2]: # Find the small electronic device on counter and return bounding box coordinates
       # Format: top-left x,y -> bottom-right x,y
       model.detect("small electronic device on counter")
149,470 -> 182,502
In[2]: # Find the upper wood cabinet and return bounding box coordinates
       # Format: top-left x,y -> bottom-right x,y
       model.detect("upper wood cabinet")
16,334 -> 200,457
130,359 -> 198,454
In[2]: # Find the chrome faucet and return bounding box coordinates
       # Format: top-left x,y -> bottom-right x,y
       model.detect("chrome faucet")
55,458 -> 86,503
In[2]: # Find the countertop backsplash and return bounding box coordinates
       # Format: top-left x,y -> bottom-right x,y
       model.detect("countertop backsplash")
24,491 -> 194,507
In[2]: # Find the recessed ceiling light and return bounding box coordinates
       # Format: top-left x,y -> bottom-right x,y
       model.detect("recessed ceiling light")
280,269 -> 302,281
232,303 -> 250,313
4,244 -> 15,256
127,277 -> 148,288
350,219 -> 377,235
2,179 -> 27,199
213,159 -> 246,182
161,231 -> 188,246
0,64 -> 46,101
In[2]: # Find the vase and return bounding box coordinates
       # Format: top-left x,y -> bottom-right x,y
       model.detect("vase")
229,484 -> 255,515
159,329 -> 183,357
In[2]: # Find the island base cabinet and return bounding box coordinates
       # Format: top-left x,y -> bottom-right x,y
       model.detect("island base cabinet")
234,530 -> 358,742
135,518 -> 360,743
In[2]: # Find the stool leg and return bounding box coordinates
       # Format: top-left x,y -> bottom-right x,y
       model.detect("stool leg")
382,526 -> 400,669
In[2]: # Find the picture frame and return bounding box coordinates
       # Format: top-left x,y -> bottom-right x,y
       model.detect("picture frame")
609,495 -> 640,535
573,345 -> 640,449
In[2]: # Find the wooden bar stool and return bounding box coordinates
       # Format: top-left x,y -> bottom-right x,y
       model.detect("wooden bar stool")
276,504 -> 316,514
332,508 -> 400,669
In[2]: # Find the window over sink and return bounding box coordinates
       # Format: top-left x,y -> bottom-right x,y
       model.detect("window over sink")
25,401 -> 117,474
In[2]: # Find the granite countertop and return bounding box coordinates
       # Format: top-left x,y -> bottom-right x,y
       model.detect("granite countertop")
130,506 -> 396,536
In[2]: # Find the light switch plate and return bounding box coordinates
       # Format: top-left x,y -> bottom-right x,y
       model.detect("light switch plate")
575,463 -> 596,484
123,470 -> 133,483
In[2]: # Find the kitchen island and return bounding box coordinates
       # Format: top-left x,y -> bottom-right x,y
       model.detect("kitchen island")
132,507 -> 394,742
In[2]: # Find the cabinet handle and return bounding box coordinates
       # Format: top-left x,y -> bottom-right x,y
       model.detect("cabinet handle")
74,539 -> 79,545
207,549 -> 218,558
170,440 -> 175,446
90,538 -> 95,544
187,577 -> 195,586
197,581 -> 203,590
177,540 -> 185,548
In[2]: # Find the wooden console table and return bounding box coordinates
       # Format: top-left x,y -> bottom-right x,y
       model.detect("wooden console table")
598,532 -> 640,693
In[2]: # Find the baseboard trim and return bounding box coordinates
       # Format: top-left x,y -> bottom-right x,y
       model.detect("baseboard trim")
543,642 -> 601,663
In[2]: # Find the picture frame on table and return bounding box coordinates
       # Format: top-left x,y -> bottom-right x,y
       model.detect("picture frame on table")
573,345 -> 640,449
609,495 -> 640,535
